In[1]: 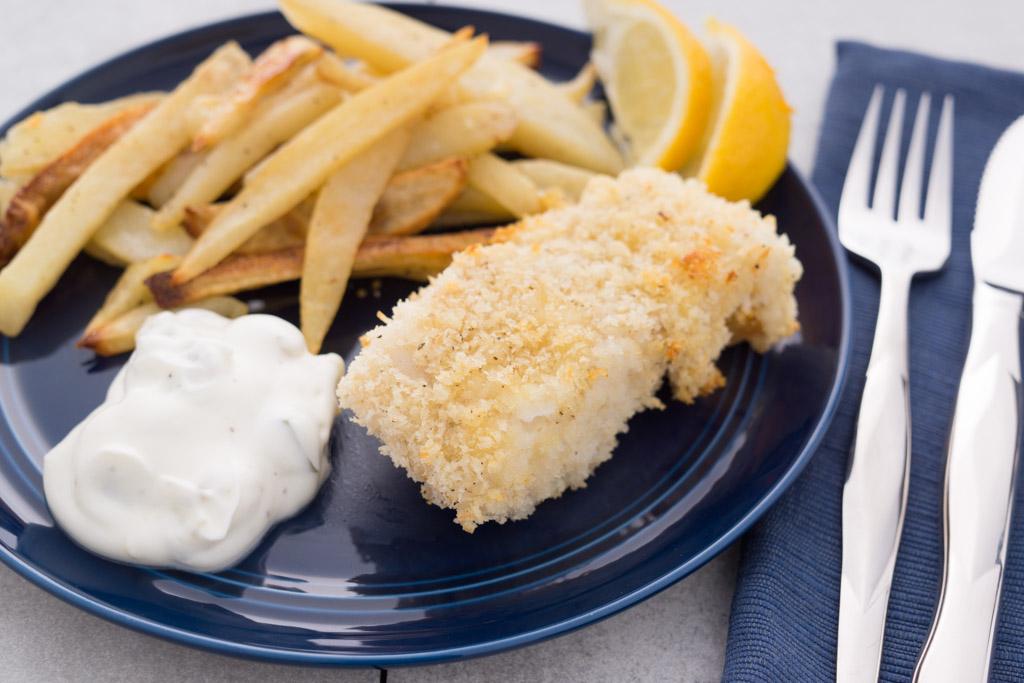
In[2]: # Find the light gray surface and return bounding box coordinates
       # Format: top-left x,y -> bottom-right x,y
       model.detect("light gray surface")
2,1 -> 1023,682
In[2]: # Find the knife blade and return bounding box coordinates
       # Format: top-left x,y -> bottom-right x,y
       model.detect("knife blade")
915,115 -> 1024,683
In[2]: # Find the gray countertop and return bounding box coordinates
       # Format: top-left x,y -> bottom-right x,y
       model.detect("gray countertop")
2,1 -> 1022,681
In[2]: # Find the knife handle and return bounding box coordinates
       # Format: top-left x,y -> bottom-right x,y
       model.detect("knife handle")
837,268 -> 912,683
915,283 -> 1023,683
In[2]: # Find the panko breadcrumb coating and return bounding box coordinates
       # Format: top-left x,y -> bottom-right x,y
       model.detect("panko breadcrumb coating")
337,168 -> 801,531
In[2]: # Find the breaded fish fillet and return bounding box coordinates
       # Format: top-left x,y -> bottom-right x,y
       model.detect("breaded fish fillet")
337,168 -> 802,531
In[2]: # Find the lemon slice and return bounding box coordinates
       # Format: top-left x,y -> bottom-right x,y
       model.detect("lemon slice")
684,19 -> 791,202
585,0 -> 712,169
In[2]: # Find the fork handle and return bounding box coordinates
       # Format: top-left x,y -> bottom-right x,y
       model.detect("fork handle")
837,268 -> 912,683
914,283 -> 1023,683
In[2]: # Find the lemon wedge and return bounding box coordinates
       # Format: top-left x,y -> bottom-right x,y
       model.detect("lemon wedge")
684,19 -> 791,202
585,0 -> 712,169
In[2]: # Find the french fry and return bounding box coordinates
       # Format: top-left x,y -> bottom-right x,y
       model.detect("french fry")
512,158 -> 600,201
79,297 -> 248,356
147,229 -> 494,308
369,157 -> 467,236
153,79 -> 341,232
302,127 -> 410,352
397,101 -> 516,172
280,0 -> 623,173
489,41 -> 541,68
145,150 -> 208,208
448,185 -> 514,216
557,62 -> 597,103
83,253 -> 182,337
466,153 -> 541,218
172,36 -> 487,286
316,52 -> 379,92
0,102 -> 156,267
0,43 -> 249,337
84,201 -> 193,266
182,199 -> 312,254
0,93 -> 164,179
192,36 -> 324,150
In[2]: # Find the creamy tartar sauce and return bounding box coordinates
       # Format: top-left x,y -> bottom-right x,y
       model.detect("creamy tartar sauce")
43,310 -> 344,572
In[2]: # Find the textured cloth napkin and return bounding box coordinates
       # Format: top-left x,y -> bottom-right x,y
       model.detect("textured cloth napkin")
722,42 -> 1024,682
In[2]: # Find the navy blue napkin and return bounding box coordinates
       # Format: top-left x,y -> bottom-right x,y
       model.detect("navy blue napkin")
723,42 -> 1024,682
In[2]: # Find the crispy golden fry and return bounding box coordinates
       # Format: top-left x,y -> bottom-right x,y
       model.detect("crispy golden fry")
446,184 -> 514,218
512,158 -> 599,201
316,53 -> 379,92
172,37 -> 487,286
84,201 -> 193,267
557,62 -> 597,103
353,229 -> 494,280
0,102 -> 155,267
0,43 -> 249,337
280,0 -> 623,173
302,128 -> 410,352
148,229 -> 494,308
466,153 -> 541,217
398,101 -> 516,172
182,199 -> 313,254
79,297 -> 247,356
192,36 -> 324,150
145,150 -> 208,208
370,157 -> 467,236
83,253 -> 182,337
489,41 -> 542,67
153,79 -> 341,232
0,93 -> 164,179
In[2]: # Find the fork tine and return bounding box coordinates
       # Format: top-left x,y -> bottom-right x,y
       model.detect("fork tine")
924,95 -> 954,229
897,93 -> 931,222
839,86 -> 884,218
872,89 -> 906,219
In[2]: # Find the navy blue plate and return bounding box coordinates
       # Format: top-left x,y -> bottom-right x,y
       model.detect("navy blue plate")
0,5 -> 850,666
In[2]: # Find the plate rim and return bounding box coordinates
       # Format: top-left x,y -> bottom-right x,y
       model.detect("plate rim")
0,5 -> 853,667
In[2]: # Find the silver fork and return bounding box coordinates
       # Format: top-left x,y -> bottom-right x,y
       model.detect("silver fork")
835,87 -> 954,682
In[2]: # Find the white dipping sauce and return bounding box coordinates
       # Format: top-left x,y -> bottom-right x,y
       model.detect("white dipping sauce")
43,310 -> 344,572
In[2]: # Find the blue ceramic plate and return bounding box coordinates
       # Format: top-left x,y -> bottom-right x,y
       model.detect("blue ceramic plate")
0,5 -> 850,666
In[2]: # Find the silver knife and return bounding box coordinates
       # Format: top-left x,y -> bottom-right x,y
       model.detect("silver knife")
914,116 -> 1024,682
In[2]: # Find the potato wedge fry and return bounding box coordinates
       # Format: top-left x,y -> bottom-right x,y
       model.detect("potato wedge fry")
302,127 -> 410,352
83,253 -> 182,337
84,201 -> 193,266
172,36 -> 487,286
512,158 -> 599,202
79,297 -> 247,356
370,157 -> 467,236
0,93 -> 164,179
489,41 -> 541,68
316,52 -> 379,92
397,101 -> 516,172
0,102 -> 156,267
147,229 -> 494,308
153,79 -> 341,232
557,62 -> 597,103
466,153 -> 541,218
280,0 -> 623,173
0,43 -> 249,337
192,36 -> 324,150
